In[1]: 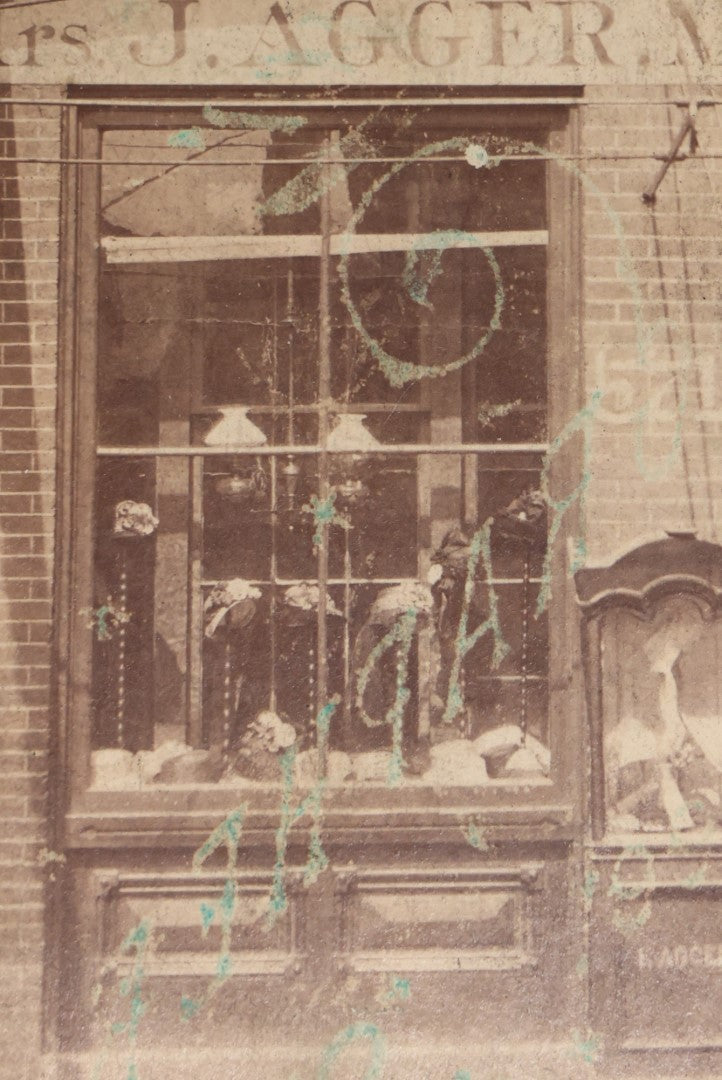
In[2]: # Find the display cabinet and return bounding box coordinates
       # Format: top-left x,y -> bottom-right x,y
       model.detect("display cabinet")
576,533 -> 722,1068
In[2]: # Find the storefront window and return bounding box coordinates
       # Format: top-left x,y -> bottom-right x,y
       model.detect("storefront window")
77,103 -> 559,791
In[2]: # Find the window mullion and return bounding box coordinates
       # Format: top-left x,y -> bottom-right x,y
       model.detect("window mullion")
316,143 -> 332,742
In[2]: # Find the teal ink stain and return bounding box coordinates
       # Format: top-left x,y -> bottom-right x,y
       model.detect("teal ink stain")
354,608 -> 420,786
464,144 -> 493,169
303,491 -> 350,551
316,1022 -> 387,1080
268,701 -> 339,925
570,1029 -> 603,1066
192,805 -> 246,870
465,819 -> 490,852
582,867 -> 600,908
183,804 -> 247,1018
114,920 -> 151,1080
514,139 -> 687,485
257,111 -> 404,222
387,976 -> 410,1002
168,127 -> 205,150
202,104 -> 306,134
340,216 -> 504,388
477,399 -> 522,426
180,996 -> 201,1020
537,389 -> 603,615
87,602 -> 131,642
199,902 -> 215,935
402,245 -> 445,308
443,520 -> 509,725
454,1071 -> 473,1080
94,604 -> 114,641
268,744 -> 298,923
608,843 -> 655,935
386,611 -> 416,787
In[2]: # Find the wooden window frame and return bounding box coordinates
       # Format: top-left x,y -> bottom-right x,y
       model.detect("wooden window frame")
55,93 -> 583,847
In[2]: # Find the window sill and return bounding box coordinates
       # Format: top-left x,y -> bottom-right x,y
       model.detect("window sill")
589,831 -> 722,854
64,781 -> 575,850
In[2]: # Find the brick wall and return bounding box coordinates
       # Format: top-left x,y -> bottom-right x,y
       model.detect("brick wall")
581,87 -> 722,560
0,85 -> 60,1080
0,81 -> 720,1075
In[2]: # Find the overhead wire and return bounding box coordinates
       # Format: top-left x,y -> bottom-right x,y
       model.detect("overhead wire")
2,152 -> 722,166
667,86 -> 719,541
2,95 -> 722,108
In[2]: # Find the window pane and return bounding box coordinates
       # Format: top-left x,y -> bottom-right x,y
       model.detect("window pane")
346,121 -> 547,233
89,107 -> 553,791
101,123 -> 323,237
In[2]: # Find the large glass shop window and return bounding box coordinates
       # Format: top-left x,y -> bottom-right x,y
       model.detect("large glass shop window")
90,107 -> 550,790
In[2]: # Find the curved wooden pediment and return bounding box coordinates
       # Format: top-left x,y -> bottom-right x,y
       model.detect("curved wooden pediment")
574,534 -> 722,615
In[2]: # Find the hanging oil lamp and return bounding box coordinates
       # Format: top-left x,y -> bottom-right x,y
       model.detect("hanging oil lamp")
204,406 -> 269,504
327,413 -> 380,507
281,454 -> 300,507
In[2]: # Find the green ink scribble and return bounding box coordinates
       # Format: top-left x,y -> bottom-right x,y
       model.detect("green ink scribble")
193,805 -> 246,870
257,109 -> 418,222
168,127 -> 205,150
316,1022 -> 387,1080
341,220 -> 504,388
537,390 -> 602,614
454,1071 -> 472,1080
443,520 -> 509,725
268,743 -> 298,923
477,399 -> 522,427
582,867 -> 600,907
86,602 -> 131,642
570,1028 -> 603,1066
199,902 -> 215,935
303,491 -> 350,551
402,245 -> 445,308
268,701 -> 339,925
386,611 -> 416,787
517,140 -> 688,484
464,143 -> 495,169
388,976 -> 410,1002
608,843 -> 655,935
465,819 -> 490,852
463,137 -> 683,487
354,608 -> 419,786
94,605 -> 114,641
202,104 -> 306,134
377,975 -> 411,1009
182,805 -> 247,1018
259,119 -> 376,221
113,920 -> 151,1080
180,995 -> 201,1020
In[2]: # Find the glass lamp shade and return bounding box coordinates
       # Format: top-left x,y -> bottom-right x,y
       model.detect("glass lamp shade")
281,456 -> 301,505
327,413 -> 380,452
204,409 -> 268,502
327,414 -> 381,503
204,407 -> 267,448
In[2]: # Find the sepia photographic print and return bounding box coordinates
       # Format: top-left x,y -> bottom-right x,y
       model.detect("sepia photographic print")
0,1 -> 721,1076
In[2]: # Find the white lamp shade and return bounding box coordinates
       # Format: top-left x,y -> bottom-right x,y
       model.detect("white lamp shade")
204,406 -> 267,447
326,413 -> 381,450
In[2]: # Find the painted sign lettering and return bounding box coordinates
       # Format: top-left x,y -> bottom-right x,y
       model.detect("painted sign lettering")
0,0 -> 718,81
638,944 -> 722,971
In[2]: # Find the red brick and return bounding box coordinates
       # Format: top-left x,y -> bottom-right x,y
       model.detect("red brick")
0,283 -> 25,301
0,554 -> 47,574
0,325 -> 30,345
